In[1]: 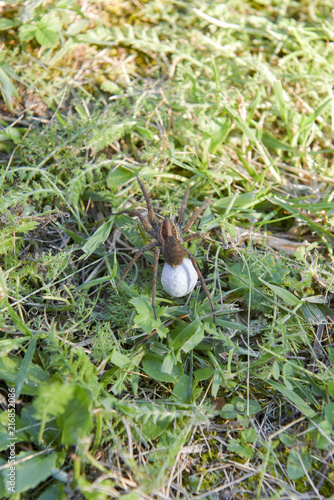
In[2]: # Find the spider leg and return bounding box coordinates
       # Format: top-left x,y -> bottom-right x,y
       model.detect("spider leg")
113,209 -> 152,235
152,247 -> 161,320
137,175 -> 158,227
183,232 -> 209,243
183,248 -> 216,323
177,186 -> 190,226
182,200 -> 212,233
116,241 -> 158,286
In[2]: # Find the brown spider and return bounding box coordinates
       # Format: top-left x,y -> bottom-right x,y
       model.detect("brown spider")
115,176 -> 215,322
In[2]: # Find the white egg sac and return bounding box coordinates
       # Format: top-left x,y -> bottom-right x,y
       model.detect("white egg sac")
161,258 -> 198,297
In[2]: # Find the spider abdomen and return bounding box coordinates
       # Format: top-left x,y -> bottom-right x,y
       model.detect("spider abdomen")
162,236 -> 184,268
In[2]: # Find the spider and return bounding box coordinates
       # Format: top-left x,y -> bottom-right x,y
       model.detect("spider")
114,176 -> 215,322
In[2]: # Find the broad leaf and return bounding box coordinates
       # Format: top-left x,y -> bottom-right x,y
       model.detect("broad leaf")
34,383 -> 93,445
194,367 -> 215,381
287,448 -> 312,480
0,451 -> 57,494
0,19 -> 17,31
131,296 -> 168,338
172,374 -> 191,403
108,167 -> 135,188
35,27 -> 59,48
110,348 -> 131,369
325,403 -> 334,424
142,353 -> 183,383
161,351 -> 176,374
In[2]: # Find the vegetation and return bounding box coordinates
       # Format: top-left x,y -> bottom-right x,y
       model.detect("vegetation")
1,0 -> 334,498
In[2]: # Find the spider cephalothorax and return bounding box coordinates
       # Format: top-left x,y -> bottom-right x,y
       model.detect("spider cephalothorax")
115,176 -> 215,322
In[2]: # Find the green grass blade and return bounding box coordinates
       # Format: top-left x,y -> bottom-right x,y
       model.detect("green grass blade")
268,380 -> 317,418
15,338 -> 37,398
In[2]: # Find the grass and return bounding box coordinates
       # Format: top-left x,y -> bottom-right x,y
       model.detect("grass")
1,0 -> 334,498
